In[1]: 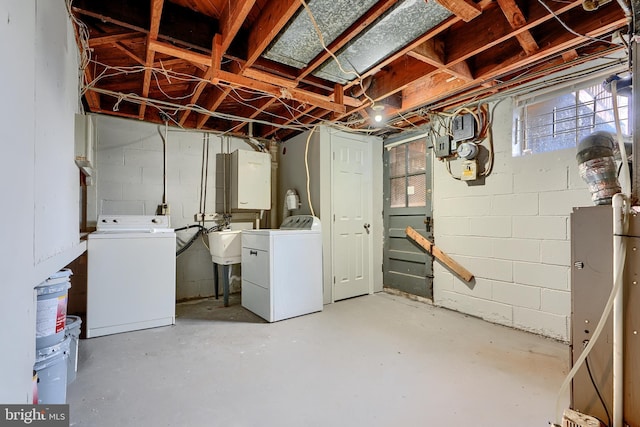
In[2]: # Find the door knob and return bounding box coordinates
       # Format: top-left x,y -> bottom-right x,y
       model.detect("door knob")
363,223 -> 371,234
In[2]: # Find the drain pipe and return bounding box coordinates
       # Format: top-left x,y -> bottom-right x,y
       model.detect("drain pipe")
612,193 -> 627,427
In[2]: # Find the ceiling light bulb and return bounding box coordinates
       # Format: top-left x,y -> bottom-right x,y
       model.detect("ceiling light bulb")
372,104 -> 385,123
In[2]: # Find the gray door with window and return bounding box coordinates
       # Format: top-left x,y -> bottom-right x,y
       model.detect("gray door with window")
383,136 -> 433,298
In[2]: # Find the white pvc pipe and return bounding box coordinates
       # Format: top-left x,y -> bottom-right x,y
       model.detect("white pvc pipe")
612,193 -> 625,427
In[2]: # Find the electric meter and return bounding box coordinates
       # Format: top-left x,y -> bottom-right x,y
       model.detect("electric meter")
456,142 -> 478,160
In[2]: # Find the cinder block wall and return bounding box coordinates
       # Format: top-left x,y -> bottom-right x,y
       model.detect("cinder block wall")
93,116 -> 252,300
432,98 -> 593,341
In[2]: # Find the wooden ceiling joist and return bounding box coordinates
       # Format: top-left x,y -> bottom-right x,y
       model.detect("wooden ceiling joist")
245,0 -> 301,68
434,0 -> 482,22
220,0 -> 256,53
138,0 -> 164,120
496,0 -> 540,55
113,42 -> 146,66
73,0 -> 628,138
89,31 -> 143,47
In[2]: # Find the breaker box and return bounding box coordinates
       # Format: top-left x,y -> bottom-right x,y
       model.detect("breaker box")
230,149 -> 271,210
451,113 -> 475,142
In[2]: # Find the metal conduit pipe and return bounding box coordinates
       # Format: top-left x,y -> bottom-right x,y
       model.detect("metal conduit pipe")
577,131 -> 622,205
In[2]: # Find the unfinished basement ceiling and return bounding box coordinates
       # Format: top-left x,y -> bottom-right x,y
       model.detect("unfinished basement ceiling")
314,0 -> 452,83
262,0 -> 380,71
263,0 -> 453,84
70,0 -> 630,140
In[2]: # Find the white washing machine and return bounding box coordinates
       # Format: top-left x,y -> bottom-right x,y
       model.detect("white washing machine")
86,215 -> 176,338
241,215 -> 323,322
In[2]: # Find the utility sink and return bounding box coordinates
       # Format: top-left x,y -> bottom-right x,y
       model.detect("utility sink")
208,230 -> 243,265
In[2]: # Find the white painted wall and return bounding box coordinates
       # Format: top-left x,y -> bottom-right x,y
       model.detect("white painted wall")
0,0 -> 81,403
93,116 -> 261,299
432,98 -> 592,341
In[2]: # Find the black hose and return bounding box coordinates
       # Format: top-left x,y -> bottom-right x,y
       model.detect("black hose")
176,228 -> 203,257
585,353 -> 611,427
174,224 -> 205,232
174,223 -> 229,256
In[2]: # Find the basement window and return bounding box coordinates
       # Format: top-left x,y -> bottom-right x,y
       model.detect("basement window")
513,79 -> 630,157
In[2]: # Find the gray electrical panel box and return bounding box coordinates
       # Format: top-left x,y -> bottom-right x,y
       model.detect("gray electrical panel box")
451,113 -> 475,142
434,135 -> 452,158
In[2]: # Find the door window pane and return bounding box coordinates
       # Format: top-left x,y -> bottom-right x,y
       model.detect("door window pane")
407,140 -> 427,174
407,174 -> 426,207
390,177 -> 406,208
390,145 -> 406,177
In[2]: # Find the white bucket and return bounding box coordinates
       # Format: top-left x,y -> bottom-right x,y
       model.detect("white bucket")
34,335 -> 70,404
65,315 -> 82,384
35,269 -> 72,349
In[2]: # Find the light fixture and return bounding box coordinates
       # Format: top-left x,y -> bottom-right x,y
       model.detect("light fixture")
372,104 -> 384,123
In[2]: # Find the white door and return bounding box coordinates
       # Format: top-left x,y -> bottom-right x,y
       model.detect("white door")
332,134 -> 372,301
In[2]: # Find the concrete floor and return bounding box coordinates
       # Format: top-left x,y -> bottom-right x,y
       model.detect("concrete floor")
67,293 -> 569,427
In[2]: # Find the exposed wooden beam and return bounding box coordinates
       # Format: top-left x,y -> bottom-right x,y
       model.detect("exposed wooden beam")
89,31 -> 143,47
227,97 -> 280,134
433,0 -> 482,22
342,0 -> 495,93
148,39 -> 211,67
211,34 -> 223,79
83,66 -> 101,111
211,70 -> 347,114
298,0 -> 399,81
179,35 -> 221,126
197,87 -> 232,129
408,38 -> 480,85
496,0 -> 540,55
220,0 -> 256,53
246,0 -> 300,67
411,38 -> 445,65
153,58 -> 189,68
178,68 -> 213,126
262,106 -> 320,138
400,13 -> 627,114
447,61 -> 474,82
332,84 -> 344,120
113,43 -> 145,66
473,8 -> 627,77
369,57 -> 439,100
444,0 -> 583,65
139,0 -> 164,120
562,49 -> 579,62
242,68 -> 299,89
149,39 -> 350,123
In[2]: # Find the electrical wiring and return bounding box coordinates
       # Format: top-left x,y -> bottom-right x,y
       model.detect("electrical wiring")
85,86 -> 318,132
536,0 -> 620,46
584,350 -> 612,427
423,55 -> 627,114
429,101 -> 495,179
305,126 -> 318,217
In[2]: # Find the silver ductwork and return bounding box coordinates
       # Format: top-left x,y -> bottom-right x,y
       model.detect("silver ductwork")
577,131 -> 621,205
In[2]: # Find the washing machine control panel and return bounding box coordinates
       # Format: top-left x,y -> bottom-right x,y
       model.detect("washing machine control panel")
280,215 -> 321,231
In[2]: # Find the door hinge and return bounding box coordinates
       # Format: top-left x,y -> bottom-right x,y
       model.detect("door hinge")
333,276 -> 335,284
333,214 -> 335,222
